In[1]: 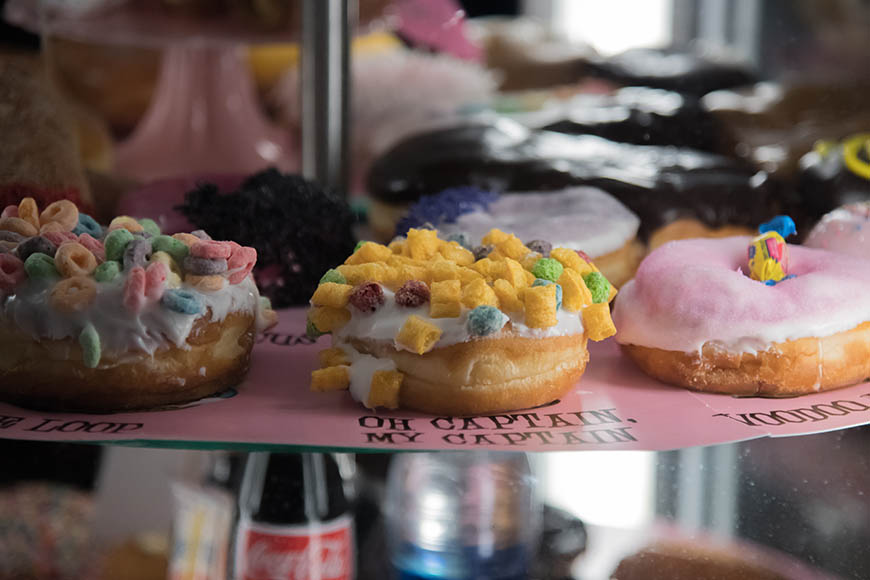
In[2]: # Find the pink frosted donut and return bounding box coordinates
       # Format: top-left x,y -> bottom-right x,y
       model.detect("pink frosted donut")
804,202 -> 870,258
613,237 -> 870,396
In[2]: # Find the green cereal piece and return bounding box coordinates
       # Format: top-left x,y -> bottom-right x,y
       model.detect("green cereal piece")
104,228 -> 135,262
138,218 -> 161,237
23,252 -> 59,280
531,258 -> 564,282
319,268 -> 346,285
259,295 -> 272,310
582,271 -> 611,304
354,240 -> 367,252
151,234 -> 189,263
306,318 -> 325,338
79,323 -> 101,368
94,260 -> 121,283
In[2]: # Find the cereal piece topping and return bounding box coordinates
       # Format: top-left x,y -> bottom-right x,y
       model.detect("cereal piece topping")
309,306 -> 351,333
429,279 -> 461,318
395,280 -> 430,307
24,253 -> 60,280
461,278 -> 498,309
152,235 -> 190,263
0,253 -> 25,291
73,213 -> 102,237
582,271 -> 611,304
526,239 -> 552,257
55,242 -> 97,278
104,228 -> 135,262
532,278 -> 562,309
93,260 -> 121,283
79,323 -> 101,368
311,282 -> 354,309
319,268 -> 347,285
16,236 -> 56,261
522,284 -> 558,329
311,366 -> 350,392
367,370 -> 403,409
396,315 -> 443,354
467,305 -> 508,336
582,302 -> 616,341
349,282 -> 385,313
161,288 -> 205,315
318,347 -> 350,368
531,258 -> 564,283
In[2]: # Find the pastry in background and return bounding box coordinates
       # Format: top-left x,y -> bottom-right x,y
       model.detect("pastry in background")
611,542 -> 787,580
396,186 -> 643,287
804,201 -> 870,258
177,168 -> 357,307
796,133 -> 870,233
585,46 -> 758,97
366,118 -> 776,249
0,56 -> 93,211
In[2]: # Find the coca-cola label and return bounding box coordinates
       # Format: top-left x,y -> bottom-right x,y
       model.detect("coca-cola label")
234,515 -> 354,580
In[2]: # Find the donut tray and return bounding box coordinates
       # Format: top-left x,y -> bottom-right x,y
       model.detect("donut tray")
2,308 -> 870,452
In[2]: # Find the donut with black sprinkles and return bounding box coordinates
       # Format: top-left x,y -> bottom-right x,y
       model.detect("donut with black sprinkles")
177,168 -> 357,307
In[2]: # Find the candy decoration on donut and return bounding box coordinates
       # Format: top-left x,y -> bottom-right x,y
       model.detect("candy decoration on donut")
748,215 -> 796,286
0,197 -> 277,370
308,227 -> 617,411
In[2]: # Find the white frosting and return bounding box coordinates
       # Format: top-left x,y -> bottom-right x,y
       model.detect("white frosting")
437,186 -> 639,257
2,275 -> 260,359
339,344 -> 397,405
334,288 -> 584,351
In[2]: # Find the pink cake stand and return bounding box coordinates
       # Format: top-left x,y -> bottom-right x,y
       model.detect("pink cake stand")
5,0 -> 297,181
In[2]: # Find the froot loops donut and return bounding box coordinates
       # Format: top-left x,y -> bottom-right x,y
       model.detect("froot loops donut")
0,198 -> 277,412
308,227 -> 618,414
614,216 -> 870,396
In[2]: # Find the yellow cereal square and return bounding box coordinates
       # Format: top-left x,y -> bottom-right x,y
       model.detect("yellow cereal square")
498,258 -> 529,288
493,279 -> 523,312
345,241 -> 392,265
482,228 -> 510,246
522,285 -> 557,328
496,236 -> 529,261
430,300 -> 461,318
397,264 -> 430,286
396,314 -> 443,354
388,239 -> 405,254
457,266 -> 483,285
524,270 -> 536,286
308,306 -> 351,333
439,241 -> 475,266
582,302 -> 616,341
471,258 -> 497,279
558,269 -> 593,312
367,370 -> 403,409
406,228 -> 441,261
337,262 -> 388,285
431,279 -> 460,303
318,347 -> 349,368
311,366 -> 350,392
428,259 -> 459,282
461,278 -> 498,309
310,282 -> 354,308
551,248 -> 595,276
520,252 -> 540,271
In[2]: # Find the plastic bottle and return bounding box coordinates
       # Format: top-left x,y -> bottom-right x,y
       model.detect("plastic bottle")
385,452 -> 540,580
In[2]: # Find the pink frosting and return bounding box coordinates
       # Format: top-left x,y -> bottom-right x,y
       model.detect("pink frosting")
613,237 -> 870,353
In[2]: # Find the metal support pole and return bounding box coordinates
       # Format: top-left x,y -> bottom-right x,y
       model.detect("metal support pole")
301,0 -> 352,193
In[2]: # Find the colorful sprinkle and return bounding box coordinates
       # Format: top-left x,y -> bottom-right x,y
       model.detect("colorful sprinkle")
39,200 -> 79,232
16,236 -> 56,261
73,213 -> 102,237
0,253 -> 25,291
395,280 -> 430,307
190,240 -> 231,260
531,258 -> 564,282
138,218 -> 161,237
24,253 -> 59,280
123,238 -> 152,270
79,323 -> 101,368
161,288 -> 204,315
123,266 -> 147,313
50,276 -> 97,313
104,228 -> 135,262
183,255 -> 228,275
526,240 -> 552,257
467,305 -> 508,336
93,260 -> 121,283
55,242 -> 97,278
151,235 -> 190,263
145,261 -> 168,300
349,282 -> 385,312
319,268 -> 346,285
582,271 -> 610,304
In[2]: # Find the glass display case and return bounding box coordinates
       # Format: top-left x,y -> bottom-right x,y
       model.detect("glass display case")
2,1 -> 870,579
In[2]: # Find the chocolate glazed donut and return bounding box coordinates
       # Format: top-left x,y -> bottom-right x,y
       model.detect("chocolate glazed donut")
367,118 -> 779,242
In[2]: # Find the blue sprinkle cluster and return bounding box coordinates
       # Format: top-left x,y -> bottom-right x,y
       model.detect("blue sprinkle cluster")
396,187 -> 499,236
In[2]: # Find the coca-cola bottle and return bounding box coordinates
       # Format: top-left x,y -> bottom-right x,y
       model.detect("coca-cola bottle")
233,452 -> 355,580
